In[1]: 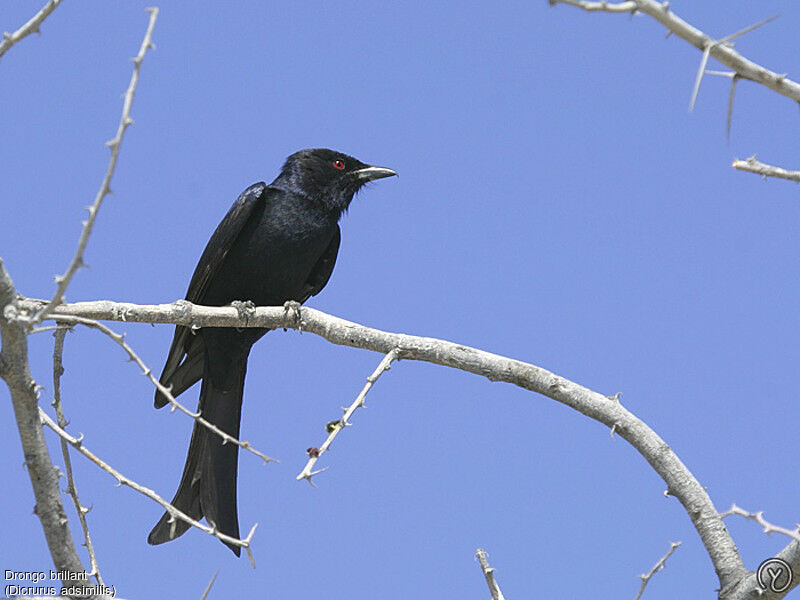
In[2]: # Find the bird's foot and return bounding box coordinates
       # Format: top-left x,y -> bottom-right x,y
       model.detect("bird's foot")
230,300 -> 256,330
283,300 -> 303,331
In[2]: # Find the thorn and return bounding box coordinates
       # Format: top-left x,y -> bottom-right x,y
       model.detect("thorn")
689,44 -> 712,111
726,74 -> 740,143
244,522 -> 258,542
718,13 -> 781,45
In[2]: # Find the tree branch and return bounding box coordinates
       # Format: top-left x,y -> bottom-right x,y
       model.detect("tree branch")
49,313 -> 276,466
0,262 -> 88,589
14,297 -> 765,596
549,0 -> 800,103
52,327 -> 105,587
721,505 -> 800,544
38,407 -> 259,565
0,0 -> 62,61
296,348 -> 400,484
634,541 -> 682,600
33,7 -> 159,325
731,156 -> 800,183
475,548 -> 506,600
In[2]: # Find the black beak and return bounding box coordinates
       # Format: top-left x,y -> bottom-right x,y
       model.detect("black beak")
352,165 -> 397,182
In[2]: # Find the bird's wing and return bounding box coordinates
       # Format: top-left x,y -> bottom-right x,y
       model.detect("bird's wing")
155,182 -> 267,408
184,182 -> 268,303
300,224 -> 341,302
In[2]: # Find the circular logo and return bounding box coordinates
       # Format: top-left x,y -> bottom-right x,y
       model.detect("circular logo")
756,558 -> 793,593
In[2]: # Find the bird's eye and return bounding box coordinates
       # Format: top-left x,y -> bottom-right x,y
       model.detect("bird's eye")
333,160 -> 345,170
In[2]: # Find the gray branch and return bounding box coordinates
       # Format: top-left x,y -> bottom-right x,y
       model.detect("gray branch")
731,156 -> 800,183
14,296 -> 789,598
0,0 -> 62,61
0,262 -> 89,590
475,548 -> 506,600
550,0 -> 800,185
634,541 -> 681,600
550,0 -> 800,102
33,7 -> 159,325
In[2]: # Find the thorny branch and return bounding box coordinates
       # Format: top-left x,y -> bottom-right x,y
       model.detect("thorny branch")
14,297 -> 786,598
49,314 -> 276,466
731,156 -> 800,183
634,541 -> 682,600
38,407 -> 259,565
549,0 -> 800,183
0,263 -> 88,588
0,0 -> 62,61
475,548 -> 506,600
296,348 -> 400,484
721,505 -> 800,544
33,7 -> 159,325
52,327 -> 105,586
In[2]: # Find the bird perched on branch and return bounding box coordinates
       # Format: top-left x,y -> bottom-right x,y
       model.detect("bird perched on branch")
147,149 -> 396,555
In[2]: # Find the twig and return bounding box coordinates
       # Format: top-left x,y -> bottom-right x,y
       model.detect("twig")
296,348 -> 400,484
548,0 -> 637,13
13,297 -> 754,594
0,0 -> 63,61
52,327 -> 104,586
475,548 -> 506,600
721,505 -> 800,543
634,541 -> 682,600
47,313 -> 276,466
731,156 -> 800,183
549,1 -> 800,104
33,8 -> 158,325
38,407 -> 258,562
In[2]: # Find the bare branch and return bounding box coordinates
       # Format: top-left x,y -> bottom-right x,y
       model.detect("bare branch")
47,313 -> 276,466
634,541 -> 682,600
0,261 -> 87,586
296,348 -> 400,484
0,0 -> 62,61
549,0 -> 800,104
721,505 -> 800,544
38,407 -> 258,560
14,297 -> 755,594
52,327 -> 104,586
732,156 -> 800,183
548,0 -> 637,13
475,548 -> 506,600
33,8 -> 159,324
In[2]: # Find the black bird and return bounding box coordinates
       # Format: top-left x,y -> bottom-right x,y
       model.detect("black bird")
147,149 -> 396,555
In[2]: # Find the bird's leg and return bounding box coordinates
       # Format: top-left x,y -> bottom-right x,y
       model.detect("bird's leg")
230,300 -> 256,331
283,300 -> 303,332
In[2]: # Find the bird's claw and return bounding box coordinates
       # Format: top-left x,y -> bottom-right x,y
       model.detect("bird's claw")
230,300 -> 256,330
283,300 -> 303,331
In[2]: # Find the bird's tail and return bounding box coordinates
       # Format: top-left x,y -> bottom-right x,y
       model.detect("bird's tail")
148,353 -> 247,556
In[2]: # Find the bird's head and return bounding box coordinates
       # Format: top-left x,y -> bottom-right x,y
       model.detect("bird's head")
276,148 -> 396,215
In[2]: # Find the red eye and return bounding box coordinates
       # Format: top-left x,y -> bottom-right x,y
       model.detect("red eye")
333,160 -> 345,170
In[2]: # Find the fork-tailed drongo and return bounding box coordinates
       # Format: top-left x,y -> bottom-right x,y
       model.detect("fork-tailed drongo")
147,149 -> 396,555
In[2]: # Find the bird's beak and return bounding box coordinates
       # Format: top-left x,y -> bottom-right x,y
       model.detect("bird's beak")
352,166 -> 397,182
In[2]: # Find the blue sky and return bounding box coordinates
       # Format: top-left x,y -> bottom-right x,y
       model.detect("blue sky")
1,1 -> 799,598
